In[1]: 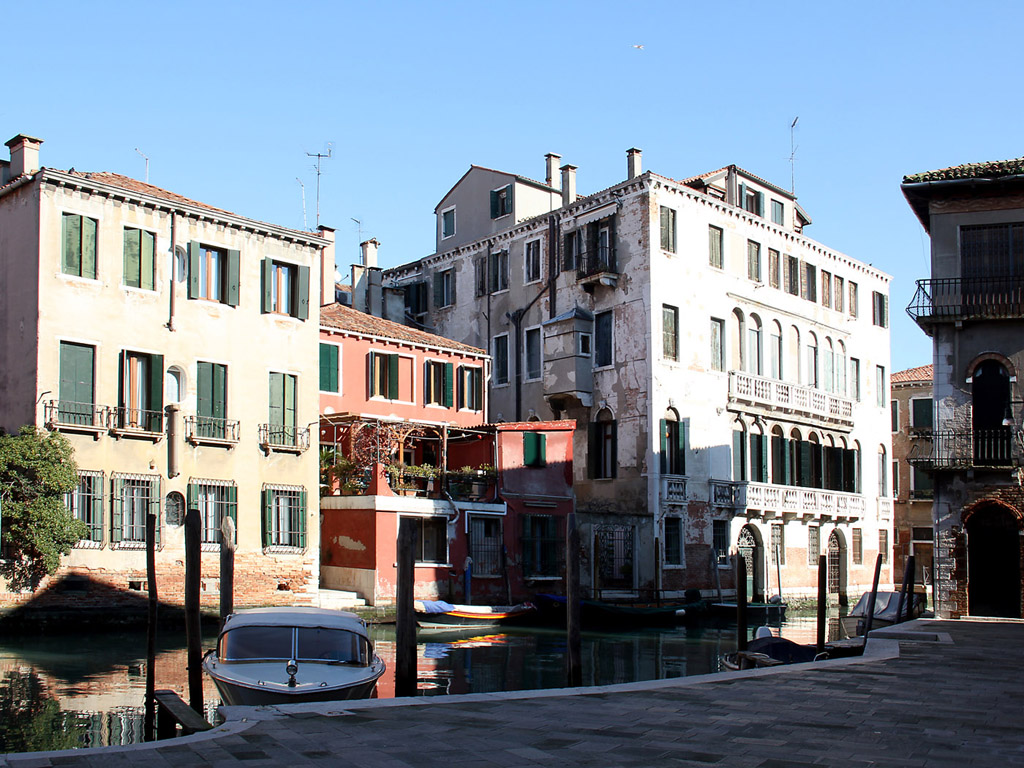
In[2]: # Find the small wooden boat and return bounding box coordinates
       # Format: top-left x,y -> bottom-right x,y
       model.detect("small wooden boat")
414,600 -> 537,629
203,607 -> 385,706
709,597 -> 787,620
840,591 -> 926,637
722,635 -> 820,670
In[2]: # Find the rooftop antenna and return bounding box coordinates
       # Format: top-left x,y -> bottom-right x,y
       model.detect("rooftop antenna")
296,178 -> 308,230
306,143 -> 333,228
789,116 -> 799,195
351,217 -> 363,243
134,147 -> 149,184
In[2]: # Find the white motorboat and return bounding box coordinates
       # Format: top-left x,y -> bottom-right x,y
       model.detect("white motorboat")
203,607 -> 385,706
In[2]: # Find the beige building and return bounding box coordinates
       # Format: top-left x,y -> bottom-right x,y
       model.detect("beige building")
0,134 -> 334,611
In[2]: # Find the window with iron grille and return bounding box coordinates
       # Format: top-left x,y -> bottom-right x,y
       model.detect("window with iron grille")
664,517 -> 682,566
594,524 -> 635,590
189,479 -> 237,545
807,525 -> 820,566
470,516 -> 502,576
404,516 -> 448,564
522,515 -> 561,577
852,528 -> 863,565
713,520 -> 730,565
879,529 -> 889,564
262,484 -> 306,550
66,470 -> 104,544
770,523 -> 785,565
111,473 -> 161,547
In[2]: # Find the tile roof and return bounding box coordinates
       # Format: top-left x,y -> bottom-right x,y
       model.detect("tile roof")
903,158 -> 1024,184
320,303 -> 486,355
891,364 -> 933,384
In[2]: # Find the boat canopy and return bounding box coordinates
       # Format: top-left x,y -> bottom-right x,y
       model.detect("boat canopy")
221,607 -> 370,638
848,591 -> 924,623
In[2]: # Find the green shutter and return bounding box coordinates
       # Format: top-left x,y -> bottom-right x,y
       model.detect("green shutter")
799,442 -> 812,487
111,476 -> 123,543
677,422 -> 686,474
474,368 -> 482,410
213,363 -> 226,420
320,344 -> 339,392
197,362 -> 211,419
82,216 -> 97,279
733,431 -> 745,481
142,230 -> 155,291
124,228 -> 140,287
284,374 -> 296,429
760,434 -> 768,483
261,258 -> 274,313
609,422 -> 618,478
147,354 -> 164,431
738,182 -> 747,210
226,485 -> 238,542
369,352 -> 378,397
443,362 -> 453,407
490,189 -> 499,218
269,373 -> 284,427
387,354 -> 399,400
59,342 -> 94,411
489,252 -> 498,293
588,423 -> 599,479
261,489 -> 272,547
660,419 -> 669,474
434,271 -> 444,308
62,214 -> 80,275
524,432 -> 546,467
226,249 -> 240,307
117,350 -> 125,416
188,241 -> 201,298
298,488 -> 307,548
296,264 -> 310,319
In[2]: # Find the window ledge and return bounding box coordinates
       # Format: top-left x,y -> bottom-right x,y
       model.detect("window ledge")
262,442 -> 305,454
48,422 -> 106,438
112,541 -> 148,550
524,576 -> 562,581
73,540 -> 103,550
111,427 -> 164,442
263,545 -> 305,555
188,435 -> 239,448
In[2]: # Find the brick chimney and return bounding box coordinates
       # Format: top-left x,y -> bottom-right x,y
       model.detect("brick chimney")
545,153 -> 561,190
360,238 -> 380,268
627,148 -> 642,180
318,226 -> 336,306
560,165 -> 577,208
6,134 -> 43,178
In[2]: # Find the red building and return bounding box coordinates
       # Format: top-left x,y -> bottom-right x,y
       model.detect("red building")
318,303 -> 574,605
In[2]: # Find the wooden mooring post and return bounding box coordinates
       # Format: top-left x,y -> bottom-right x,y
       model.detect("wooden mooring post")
144,509 -> 158,742
566,510 -> 582,687
861,554 -> 883,651
395,517 -> 417,697
184,508 -> 203,715
220,516 -> 236,624
816,554 -> 827,655
736,554 -> 748,651
896,554 -> 915,624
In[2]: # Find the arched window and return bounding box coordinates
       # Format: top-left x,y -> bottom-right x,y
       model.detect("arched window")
771,425 -> 789,485
732,420 -> 747,481
878,445 -> 888,496
823,338 -> 834,393
660,407 -> 685,475
808,432 -> 823,488
806,332 -> 819,389
971,359 -> 1013,465
770,321 -> 783,380
789,325 -> 801,384
835,341 -> 847,396
790,428 -> 804,487
590,408 -> 617,479
749,423 -> 767,483
748,314 -> 763,376
731,309 -> 746,372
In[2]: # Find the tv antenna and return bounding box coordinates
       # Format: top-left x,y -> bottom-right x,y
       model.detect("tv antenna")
351,217 -> 363,243
789,117 -> 799,195
135,147 -> 149,184
296,178 -> 308,230
306,143 -> 332,228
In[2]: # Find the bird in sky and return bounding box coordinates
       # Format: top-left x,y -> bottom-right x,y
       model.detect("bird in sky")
632,44 -> 644,50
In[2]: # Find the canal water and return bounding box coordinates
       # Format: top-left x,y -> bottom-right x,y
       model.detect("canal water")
0,608 -> 841,754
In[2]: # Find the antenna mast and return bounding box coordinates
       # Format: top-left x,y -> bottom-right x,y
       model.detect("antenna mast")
135,147 -> 149,184
306,143 -> 333,228
296,178 -> 308,230
789,117 -> 799,195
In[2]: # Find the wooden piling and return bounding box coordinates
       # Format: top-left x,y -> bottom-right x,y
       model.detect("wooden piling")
145,509 -> 158,741
816,554 -> 827,655
395,517 -> 417,697
566,510 -> 582,687
903,555 -> 916,623
184,507 -> 203,715
736,554 -> 748,651
219,516 -> 236,625
862,554 -> 883,651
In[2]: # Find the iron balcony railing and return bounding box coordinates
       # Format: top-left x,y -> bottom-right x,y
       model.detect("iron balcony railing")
44,399 -> 107,429
907,276 -> 1024,323
728,371 -> 854,427
185,415 -> 241,443
110,406 -> 164,434
907,428 -> 1023,469
577,243 -> 617,280
259,423 -> 310,452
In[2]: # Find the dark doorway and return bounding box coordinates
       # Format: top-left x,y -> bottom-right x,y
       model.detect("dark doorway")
737,525 -> 764,602
966,505 -> 1022,618
971,360 -> 1012,465
827,530 -> 848,606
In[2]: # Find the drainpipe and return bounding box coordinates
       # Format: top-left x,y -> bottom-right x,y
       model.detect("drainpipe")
167,212 -> 178,331
166,404 -> 180,478
548,214 -> 559,320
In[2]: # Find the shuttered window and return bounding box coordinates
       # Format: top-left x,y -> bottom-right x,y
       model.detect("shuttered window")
268,372 -> 298,446
62,213 -> 98,279
189,242 -> 240,306
490,185 -> 512,218
492,335 -> 509,386
123,228 -> 156,290
319,343 -> 339,393
662,305 -> 679,361
262,484 -> 307,549
370,352 -> 400,400
747,241 -> 761,282
197,362 -> 228,438
58,341 -> 95,425
660,418 -> 685,475
660,207 -> 676,253
65,470 -> 104,544
708,226 -> 723,268
524,431 -> 547,467
261,258 -> 309,319
425,360 -> 454,407
118,351 -> 164,431
188,479 -> 238,545
111,473 -> 161,547
458,365 -> 483,411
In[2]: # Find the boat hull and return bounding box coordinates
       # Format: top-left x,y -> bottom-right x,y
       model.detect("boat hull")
204,657 -> 385,706
415,603 -> 536,630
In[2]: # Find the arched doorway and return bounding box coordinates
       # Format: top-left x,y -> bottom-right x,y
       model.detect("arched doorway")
827,529 -> 848,606
737,525 -> 765,602
966,504 -> 1022,618
972,360 -> 1012,465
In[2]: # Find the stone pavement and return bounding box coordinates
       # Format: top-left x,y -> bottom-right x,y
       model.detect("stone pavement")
3,619 -> 1023,767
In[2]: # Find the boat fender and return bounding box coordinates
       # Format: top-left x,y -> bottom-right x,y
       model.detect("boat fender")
674,609 -> 686,618
754,626 -> 774,639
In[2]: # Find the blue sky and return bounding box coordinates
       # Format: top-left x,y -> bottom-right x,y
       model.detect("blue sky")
6,1 -> 1020,372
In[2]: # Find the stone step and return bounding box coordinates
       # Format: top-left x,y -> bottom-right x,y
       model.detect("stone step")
317,589 -> 367,609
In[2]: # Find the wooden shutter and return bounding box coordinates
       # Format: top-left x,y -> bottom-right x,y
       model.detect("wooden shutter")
660,208 -> 670,250
225,249 -> 241,306
213,363 -> 226,420
524,431 -> 546,467
62,214 -> 80,275
490,189 -> 500,218
732,431 -> 745,481
320,344 -> 338,392
269,373 -> 283,427
226,484 -> 238,541
298,488 -> 307,548
284,374 -> 296,429
59,342 -> 93,408
141,230 -> 155,291
434,271 -> 444,308
443,362 -> 453,407
82,216 -> 97,279
387,355 -> 400,400
738,182 -> 747,211
677,422 -> 686,474
261,258 -> 274,313
296,265 -> 310,319
660,419 -> 669,474
760,434 -> 768,483
261,488 -> 272,547
609,422 -> 618,478
197,362 -> 211,419
124,228 -> 140,287
588,423 -> 599,479
110,476 -> 123,543
188,241 -> 201,299
148,354 -> 164,431
799,442 -> 812,486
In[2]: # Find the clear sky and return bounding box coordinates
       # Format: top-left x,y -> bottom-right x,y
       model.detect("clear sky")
5,1 -> 1021,373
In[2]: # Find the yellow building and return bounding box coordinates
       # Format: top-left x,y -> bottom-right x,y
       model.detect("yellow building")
0,134 -> 334,611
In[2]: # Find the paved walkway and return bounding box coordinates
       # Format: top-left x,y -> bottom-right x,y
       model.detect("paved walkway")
3,619 -> 1022,767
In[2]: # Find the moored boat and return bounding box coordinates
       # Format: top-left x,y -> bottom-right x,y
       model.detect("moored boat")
414,600 -> 537,629
840,591 -> 927,637
203,607 -> 385,706
532,593 -> 704,629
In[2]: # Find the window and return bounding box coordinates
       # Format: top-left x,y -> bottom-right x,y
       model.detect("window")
405,281 -> 428,316
709,226 -> 723,268
434,268 -> 455,308
319,344 -> 339,393
262,484 -> 307,549
197,361 -> 229,438
876,366 -> 886,408
912,465 -> 933,498
404,516 -> 447,563
57,341 -> 96,425
801,262 -> 817,302
740,184 -> 764,216
425,360 -> 454,407
747,241 -> 761,282
474,258 -> 487,297
441,207 -> 455,239
369,352 -> 400,400
490,185 -> 512,218
589,410 -> 617,479
595,310 -> 613,368
768,249 -> 780,289
770,524 -> 785,565
785,255 -> 800,295
268,372 -> 298,445
834,276 -> 845,313
579,332 -> 592,357
492,335 -> 509,386
262,258 -> 309,319
821,271 -> 832,308
189,479 -> 237,545
878,445 -> 888,496
489,250 -> 509,293
893,460 -> 900,497
664,518 -> 682,565
563,230 -> 581,272
748,321 -> 763,375
469,517 -> 502,576
806,337 -> 819,388
750,430 -> 768,483
524,327 -> 542,381
525,240 -> 542,283
62,213 -> 98,279
65,470 -> 103,544
663,305 -> 679,361
118,351 -> 164,431
660,206 -> 677,253
891,400 -> 899,432
522,515 -> 561,577
879,530 -> 889,565
850,358 -> 861,401
771,199 -> 785,226
807,524 -> 820,566
849,282 -> 859,318
911,398 -> 934,429
872,291 -> 889,328
111,473 -> 160,546
123,228 -> 155,290
458,365 -> 483,411
713,520 -> 729,565
732,428 -> 747,481
660,410 -> 685,475
189,242 -> 240,306
770,328 -> 782,379
524,431 -> 547,467
710,318 -> 725,371
852,528 -> 863,565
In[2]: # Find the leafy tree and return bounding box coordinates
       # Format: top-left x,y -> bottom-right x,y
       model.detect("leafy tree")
0,426 -> 85,591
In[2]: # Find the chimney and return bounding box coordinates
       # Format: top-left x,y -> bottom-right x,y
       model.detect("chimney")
545,153 -> 561,190
560,165 -> 577,208
627,148 -> 642,180
360,238 -> 380,268
318,226 -> 336,306
6,134 -> 43,178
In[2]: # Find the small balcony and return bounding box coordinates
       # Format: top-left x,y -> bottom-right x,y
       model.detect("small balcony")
577,245 -> 618,291
907,428 -> 1023,470
185,415 -> 241,446
710,479 -> 866,521
661,475 -> 687,504
44,400 -> 108,435
907,276 -> 1024,333
259,423 -> 310,453
109,406 -> 164,439
728,371 -> 854,429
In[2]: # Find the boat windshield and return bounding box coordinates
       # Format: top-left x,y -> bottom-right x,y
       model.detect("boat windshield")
296,627 -> 368,664
220,626 -> 294,661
